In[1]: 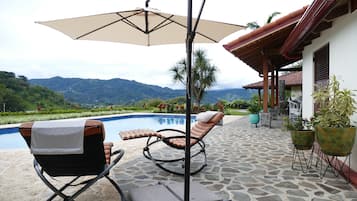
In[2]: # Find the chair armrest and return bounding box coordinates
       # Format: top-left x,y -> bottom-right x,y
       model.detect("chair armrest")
111,149 -> 125,165
156,128 -> 186,135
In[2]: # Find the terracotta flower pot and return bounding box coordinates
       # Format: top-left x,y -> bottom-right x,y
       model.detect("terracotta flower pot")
315,126 -> 356,156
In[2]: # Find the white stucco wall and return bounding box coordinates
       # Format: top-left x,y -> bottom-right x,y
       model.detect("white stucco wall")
302,10 -> 357,170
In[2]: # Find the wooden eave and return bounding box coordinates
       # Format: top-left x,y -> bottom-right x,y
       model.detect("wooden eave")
281,0 -> 353,59
224,6 -> 307,74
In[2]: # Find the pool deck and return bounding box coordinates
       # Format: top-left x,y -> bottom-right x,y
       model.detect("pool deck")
1,115 -> 357,200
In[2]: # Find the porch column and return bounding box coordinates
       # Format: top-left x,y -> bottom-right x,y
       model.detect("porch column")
271,69 -> 275,107
262,57 -> 269,112
275,69 -> 279,106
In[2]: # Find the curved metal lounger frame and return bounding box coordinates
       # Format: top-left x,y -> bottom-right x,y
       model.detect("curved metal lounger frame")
34,149 -> 126,201
142,128 -> 207,176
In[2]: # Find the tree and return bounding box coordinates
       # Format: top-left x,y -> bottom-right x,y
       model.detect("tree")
170,49 -> 217,109
246,11 -> 281,29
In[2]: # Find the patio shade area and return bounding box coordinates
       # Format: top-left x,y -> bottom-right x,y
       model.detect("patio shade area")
223,6 -> 307,74
1,117 -> 356,200
224,6 -> 308,112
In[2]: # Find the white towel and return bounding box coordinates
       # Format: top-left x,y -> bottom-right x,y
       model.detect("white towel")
31,119 -> 86,155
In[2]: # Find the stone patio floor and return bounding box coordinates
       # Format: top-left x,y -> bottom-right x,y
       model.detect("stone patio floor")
1,116 -> 357,200
115,116 -> 357,201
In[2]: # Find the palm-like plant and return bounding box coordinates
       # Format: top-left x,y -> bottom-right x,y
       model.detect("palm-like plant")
170,49 -> 217,110
246,11 -> 281,29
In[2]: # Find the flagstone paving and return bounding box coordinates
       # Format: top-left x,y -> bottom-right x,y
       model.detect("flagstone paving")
0,116 -> 356,200
114,117 -> 357,201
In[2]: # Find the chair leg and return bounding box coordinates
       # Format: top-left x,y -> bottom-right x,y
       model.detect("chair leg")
34,159 -> 75,200
34,149 -> 126,201
105,175 -> 127,201
143,139 -> 207,175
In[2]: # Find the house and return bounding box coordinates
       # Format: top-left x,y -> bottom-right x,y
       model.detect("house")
281,0 -> 357,173
224,6 -> 307,114
243,71 -> 302,100
225,0 -> 357,183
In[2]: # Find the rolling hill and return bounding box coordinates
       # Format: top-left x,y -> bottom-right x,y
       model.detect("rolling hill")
0,71 -> 72,111
30,76 -> 256,105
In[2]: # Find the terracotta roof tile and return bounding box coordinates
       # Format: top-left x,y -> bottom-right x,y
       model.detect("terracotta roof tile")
243,71 -> 302,89
224,6 -> 308,52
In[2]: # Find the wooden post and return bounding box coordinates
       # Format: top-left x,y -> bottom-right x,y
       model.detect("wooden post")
263,57 -> 269,113
271,69 -> 275,107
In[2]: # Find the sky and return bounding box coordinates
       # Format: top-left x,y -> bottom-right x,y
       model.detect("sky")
0,0 -> 312,89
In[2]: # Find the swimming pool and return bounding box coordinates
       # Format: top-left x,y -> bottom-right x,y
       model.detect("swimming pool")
0,114 -> 196,149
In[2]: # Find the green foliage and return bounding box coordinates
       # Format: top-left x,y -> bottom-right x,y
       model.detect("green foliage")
247,95 -> 261,114
167,96 -> 186,104
225,109 -> 250,116
246,11 -> 281,30
246,22 -> 260,29
248,101 -> 261,114
31,76 -> 256,106
170,49 -> 217,108
137,98 -> 163,108
266,12 -> 281,24
0,71 -> 73,112
312,75 -> 356,128
227,99 -> 249,109
283,117 -> 304,131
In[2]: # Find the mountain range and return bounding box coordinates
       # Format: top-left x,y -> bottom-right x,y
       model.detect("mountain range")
30,76 -> 256,105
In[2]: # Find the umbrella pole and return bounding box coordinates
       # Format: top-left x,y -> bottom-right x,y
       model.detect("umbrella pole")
184,0 -> 193,200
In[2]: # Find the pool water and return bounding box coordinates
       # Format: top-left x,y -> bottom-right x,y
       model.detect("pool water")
0,114 -> 196,149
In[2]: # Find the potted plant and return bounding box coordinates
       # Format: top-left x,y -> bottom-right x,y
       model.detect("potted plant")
312,75 -> 356,156
248,101 -> 261,126
284,117 -> 315,171
284,117 -> 315,150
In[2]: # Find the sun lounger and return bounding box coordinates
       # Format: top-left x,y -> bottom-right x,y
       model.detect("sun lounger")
120,111 -> 224,175
19,119 -> 126,201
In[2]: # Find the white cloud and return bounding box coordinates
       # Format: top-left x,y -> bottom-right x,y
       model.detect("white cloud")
0,0 -> 312,89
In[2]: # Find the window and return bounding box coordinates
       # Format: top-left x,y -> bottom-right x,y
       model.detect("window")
313,44 -> 329,112
314,44 -> 329,86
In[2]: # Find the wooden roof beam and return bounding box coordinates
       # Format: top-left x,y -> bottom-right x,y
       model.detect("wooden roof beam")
312,21 -> 332,33
326,2 -> 349,20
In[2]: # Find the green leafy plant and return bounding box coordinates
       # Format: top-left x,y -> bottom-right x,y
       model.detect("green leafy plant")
283,116 -> 312,131
312,75 -> 356,128
248,101 -> 261,114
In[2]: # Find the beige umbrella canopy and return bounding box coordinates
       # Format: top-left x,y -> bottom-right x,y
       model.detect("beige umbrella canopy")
36,1 -> 244,200
37,7 -> 244,46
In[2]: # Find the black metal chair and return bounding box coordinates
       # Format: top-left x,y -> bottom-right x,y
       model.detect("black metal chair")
19,120 -> 126,201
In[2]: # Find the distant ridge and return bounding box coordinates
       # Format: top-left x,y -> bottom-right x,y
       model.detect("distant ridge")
30,77 -> 256,105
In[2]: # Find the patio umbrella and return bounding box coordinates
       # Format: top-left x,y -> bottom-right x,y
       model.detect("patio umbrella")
36,3 -> 243,46
36,1 -> 244,200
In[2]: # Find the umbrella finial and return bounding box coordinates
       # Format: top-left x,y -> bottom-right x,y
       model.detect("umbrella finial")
145,0 -> 150,8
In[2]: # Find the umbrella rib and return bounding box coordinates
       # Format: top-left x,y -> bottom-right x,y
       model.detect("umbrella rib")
75,10 -> 145,39
153,12 -> 218,42
116,12 -> 147,34
149,14 -> 175,32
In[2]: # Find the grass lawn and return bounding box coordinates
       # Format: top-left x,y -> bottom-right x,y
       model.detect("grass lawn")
0,110 -> 152,125
225,109 -> 250,116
